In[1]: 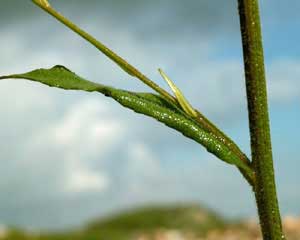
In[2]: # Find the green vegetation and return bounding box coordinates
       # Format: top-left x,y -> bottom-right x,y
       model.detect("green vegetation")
0,66 -> 253,176
3,205 -> 225,240
0,0 -> 286,238
88,205 -> 224,235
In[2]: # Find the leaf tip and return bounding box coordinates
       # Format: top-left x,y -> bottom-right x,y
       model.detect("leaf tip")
32,0 -> 51,8
158,68 -> 197,118
0,75 -> 11,80
158,68 -> 177,94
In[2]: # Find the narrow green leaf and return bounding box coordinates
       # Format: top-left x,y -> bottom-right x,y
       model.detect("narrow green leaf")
31,0 -> 176,104
0,66 -> 253,176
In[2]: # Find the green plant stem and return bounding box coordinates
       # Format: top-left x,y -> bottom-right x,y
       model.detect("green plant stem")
237,0 -> 285,239
32,0 -> 175,103
32,0 -> 255,185
193,110 -> 255,185
158,69 -> 254,181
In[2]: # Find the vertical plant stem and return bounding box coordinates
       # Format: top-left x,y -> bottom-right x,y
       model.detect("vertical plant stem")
237,0 -> 285,239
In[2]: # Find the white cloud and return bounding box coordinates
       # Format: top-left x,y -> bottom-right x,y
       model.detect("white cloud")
64,153 -> 110,193
176,58 -> 300,120
1,2 -> 300,229
51,100 -> 121,147
127,142 -> 162,181
29,99 -> 124,194
267,59 -> 300,103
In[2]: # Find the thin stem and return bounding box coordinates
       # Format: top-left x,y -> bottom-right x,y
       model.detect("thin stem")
32,0 -> 175,103
32,0 -> 255,184
194,109 -> 255,184
237,0 -> 285,239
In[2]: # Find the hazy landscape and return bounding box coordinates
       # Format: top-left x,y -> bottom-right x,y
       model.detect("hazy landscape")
1,205 -> 299,240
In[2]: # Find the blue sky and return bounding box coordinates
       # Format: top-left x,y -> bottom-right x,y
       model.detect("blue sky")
0,0 -> 299,231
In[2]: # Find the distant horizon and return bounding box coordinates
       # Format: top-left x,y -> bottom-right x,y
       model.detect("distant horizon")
0,0 -> 299,230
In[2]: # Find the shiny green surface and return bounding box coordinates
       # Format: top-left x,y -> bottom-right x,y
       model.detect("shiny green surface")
1,65 -> 252,176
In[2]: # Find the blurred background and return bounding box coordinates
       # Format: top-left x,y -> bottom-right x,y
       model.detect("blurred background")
0,0 -> 299,238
